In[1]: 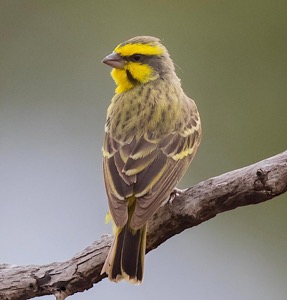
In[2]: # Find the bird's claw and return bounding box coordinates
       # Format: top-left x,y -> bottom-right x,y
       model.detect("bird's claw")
169,187 -> 187,204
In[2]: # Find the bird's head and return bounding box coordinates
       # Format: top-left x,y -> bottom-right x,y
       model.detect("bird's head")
102,36 -> 175,94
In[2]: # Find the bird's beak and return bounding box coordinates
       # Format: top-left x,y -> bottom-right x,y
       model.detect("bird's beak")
102,52 -> 125,69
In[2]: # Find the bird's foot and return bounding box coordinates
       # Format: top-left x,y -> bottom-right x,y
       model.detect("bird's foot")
169,187 -> 187,204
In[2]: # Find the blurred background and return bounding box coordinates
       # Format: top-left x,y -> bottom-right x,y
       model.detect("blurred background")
1,1 -> 287,299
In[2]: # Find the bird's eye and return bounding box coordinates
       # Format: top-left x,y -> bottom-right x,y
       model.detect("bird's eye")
131,54 -> 141,62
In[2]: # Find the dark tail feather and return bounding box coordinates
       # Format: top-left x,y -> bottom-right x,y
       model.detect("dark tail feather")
136,224 -> 147,281
102,223 -> 147,284
121,224 -> 147,282
110,227 -> 125,279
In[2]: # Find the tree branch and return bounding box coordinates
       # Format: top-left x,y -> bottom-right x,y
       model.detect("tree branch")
1,150 -> 287,300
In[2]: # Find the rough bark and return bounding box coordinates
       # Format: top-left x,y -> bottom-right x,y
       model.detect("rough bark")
1,150 -> 286,300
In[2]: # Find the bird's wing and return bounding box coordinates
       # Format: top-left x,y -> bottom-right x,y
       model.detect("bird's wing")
103,98 -> 201,229
131,126 -> 201,229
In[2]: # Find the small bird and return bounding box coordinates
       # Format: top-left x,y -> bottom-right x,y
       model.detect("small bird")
101,36 -> 201,284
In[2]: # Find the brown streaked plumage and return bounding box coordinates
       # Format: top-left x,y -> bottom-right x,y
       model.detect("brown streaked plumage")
101,36 -> 201,283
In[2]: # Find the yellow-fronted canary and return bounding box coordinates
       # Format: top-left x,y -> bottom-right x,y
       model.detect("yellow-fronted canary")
101,36 -> 201,284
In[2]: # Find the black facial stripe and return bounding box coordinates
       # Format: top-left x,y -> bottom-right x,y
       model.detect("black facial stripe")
126,70 -> 140,85
123,54 -> 158,62
123,54 -> 164,79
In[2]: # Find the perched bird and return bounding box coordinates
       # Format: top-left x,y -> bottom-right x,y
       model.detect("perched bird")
101,36 -> 201,284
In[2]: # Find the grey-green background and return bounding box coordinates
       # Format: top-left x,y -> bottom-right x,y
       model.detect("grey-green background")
1,1 -> 286,299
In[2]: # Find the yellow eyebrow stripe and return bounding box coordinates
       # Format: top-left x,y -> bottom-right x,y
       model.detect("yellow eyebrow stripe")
114,43 -> 164,56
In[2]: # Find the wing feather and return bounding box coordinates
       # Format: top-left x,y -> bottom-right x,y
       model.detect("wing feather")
114,152 -> 136,184
123,150 -> 159,176
131,157 -> 190,228
134,151 -> 167,196
103,158 -> 128,227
